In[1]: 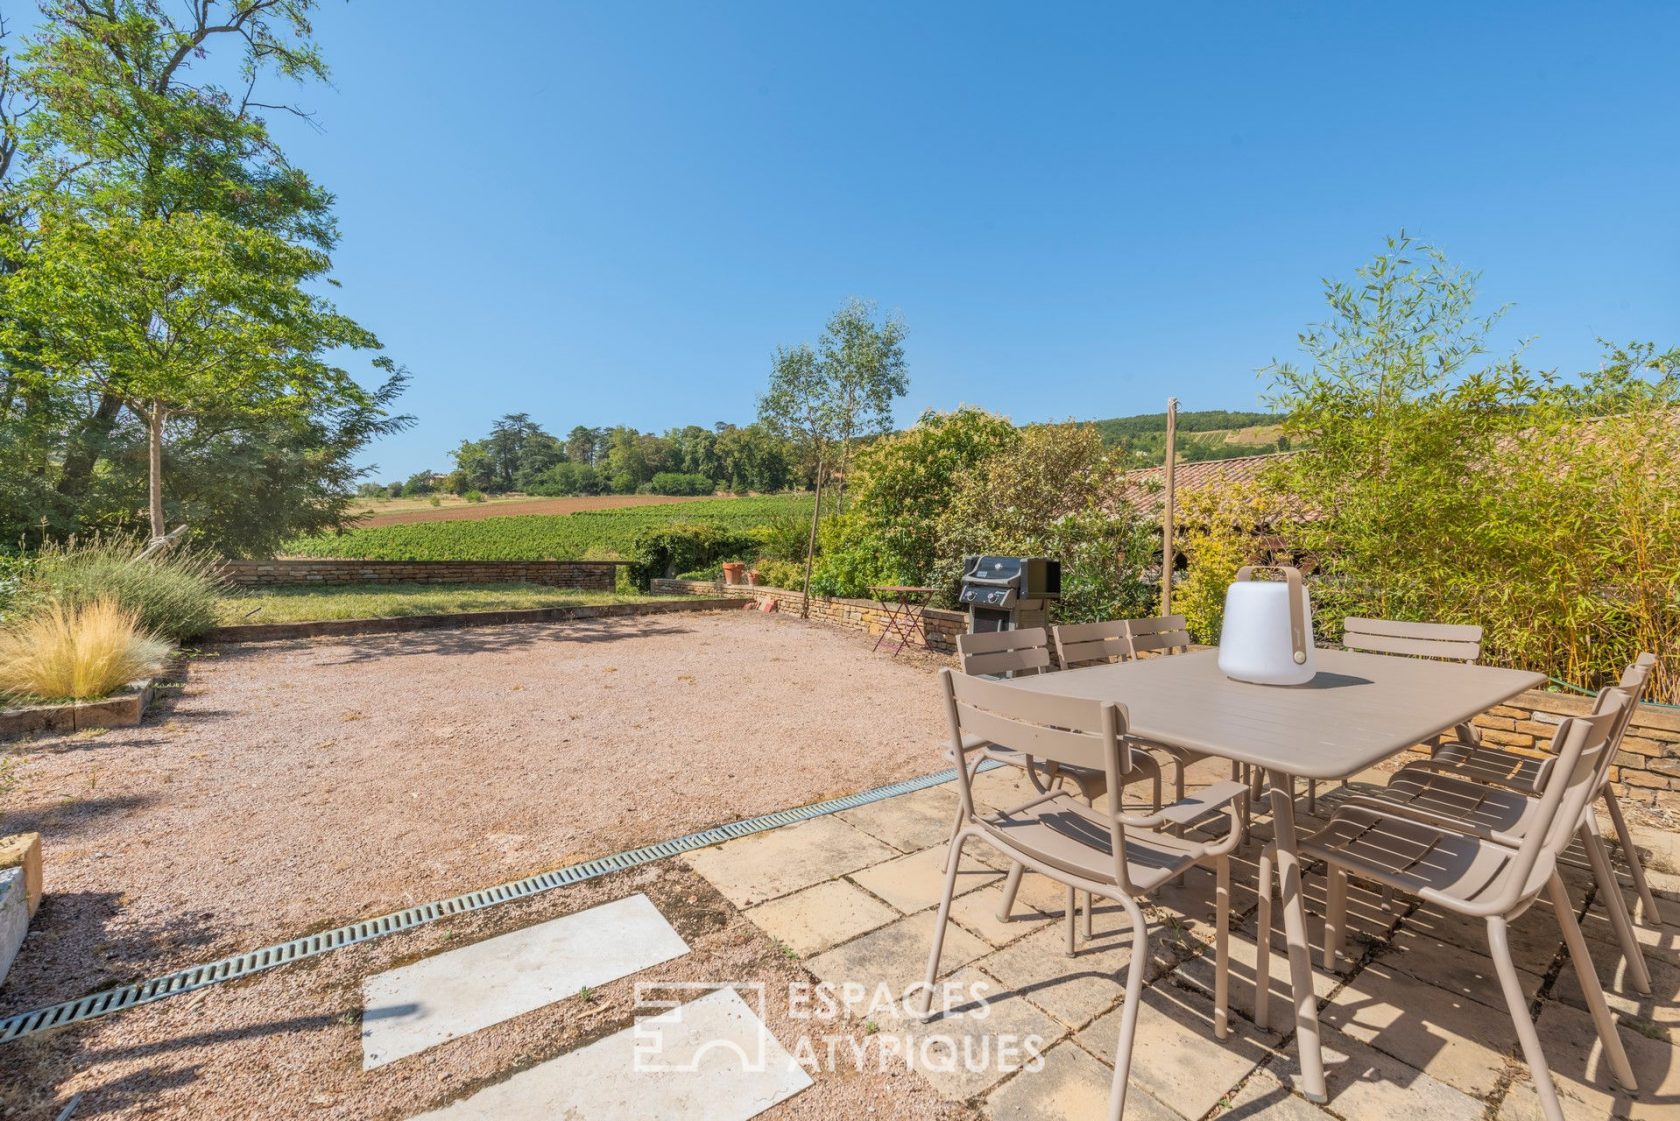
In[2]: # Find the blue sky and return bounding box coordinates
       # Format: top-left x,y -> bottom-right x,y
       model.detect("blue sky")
256,2 -> 1679,480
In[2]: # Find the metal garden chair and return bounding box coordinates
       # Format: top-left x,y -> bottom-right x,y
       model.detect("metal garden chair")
923,668 -> 1249,1121
1413,652 -> 1665,927
957,628 -> 1164,936
1254,694 -> 1638,1121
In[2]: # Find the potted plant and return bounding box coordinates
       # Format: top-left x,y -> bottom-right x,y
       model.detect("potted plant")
720,561 -> 746,585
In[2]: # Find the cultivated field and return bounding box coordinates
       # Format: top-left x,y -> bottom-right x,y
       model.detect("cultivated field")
285,493 -> 813,561
348,492 -> 717,527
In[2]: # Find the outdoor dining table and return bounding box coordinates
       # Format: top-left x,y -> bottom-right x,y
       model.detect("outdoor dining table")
1006,646 -> 1545,1102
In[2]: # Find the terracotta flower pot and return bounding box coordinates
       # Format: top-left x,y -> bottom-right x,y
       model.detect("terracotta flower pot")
721,561 -> 746,585
746,570 -> 764,586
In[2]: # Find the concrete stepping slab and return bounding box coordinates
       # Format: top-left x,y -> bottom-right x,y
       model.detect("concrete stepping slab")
683,815 -> 898,909
410,987 -> 811,1121
363,893 -> 689,1069
744,879 -> 898,958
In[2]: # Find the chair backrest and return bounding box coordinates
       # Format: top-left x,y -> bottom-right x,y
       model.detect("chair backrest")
958,627 -> 1053,678
1341,617 -> 1482,663
1052,620 -> 1132,669
1125,615 -> 1193,656
941,667 -> 1139,891
1486,690 -> 1628,914
1580,652 -> 1657,791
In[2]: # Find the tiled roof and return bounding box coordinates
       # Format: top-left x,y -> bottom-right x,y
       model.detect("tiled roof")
1115,451 -> 1297,515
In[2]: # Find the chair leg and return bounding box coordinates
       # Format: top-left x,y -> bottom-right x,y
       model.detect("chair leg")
1548,872 -> 1637,1092
995,862 -> 1025,924
916,832 -> 970,1020
1579,820 -> 1653,995
1488,915 -> 1565,1121
1085,891 -> 1095,940
1306,778 -> 1317,816
1602,788 -> 1662,926
1254,844 -> 1274,1030
1323,865 -> 1348,972
1104,894 -> 1151,1121
1175,758 -> 1187,806
1066,886 -> 1078,957
1215,855 -> 1231,1040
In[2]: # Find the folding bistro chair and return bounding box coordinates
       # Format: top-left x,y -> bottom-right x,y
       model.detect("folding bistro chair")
1415,652 -> 1665,926
1254,694 -> 1637,1121
923,668 -> 1248,1121
1303,616 -> 1484,813
1354,656 -> 1660,992
957,628 -> 1163,936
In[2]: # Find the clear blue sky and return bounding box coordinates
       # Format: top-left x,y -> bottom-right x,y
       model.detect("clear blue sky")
260,2 -> 1679,480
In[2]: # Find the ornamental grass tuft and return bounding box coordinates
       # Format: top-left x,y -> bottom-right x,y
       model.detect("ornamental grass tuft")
0,598 -> 171,703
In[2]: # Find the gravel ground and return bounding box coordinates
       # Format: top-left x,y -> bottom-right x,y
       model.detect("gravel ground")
0,611 -> 951,1017
1,861 -> 978,1121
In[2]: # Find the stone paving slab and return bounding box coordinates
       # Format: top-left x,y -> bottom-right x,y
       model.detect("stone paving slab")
1380,921 -> 1547,1011
1492,998 -> 1677,1121
1220,1068 -> 1336,1121
742,879 -> 899,958
984,1038 -> 1183,1121
848,841 -> 1005,914
362,893 -> 689,1069
1174,913 -> 1342,1035
682,815 -> 899,909
949,883 -> 1057,948
1577,902 -> 1680,969
803,910 -> 989,1016
1262,1023 -> 1488,1121
409,987 -> 811,1121
1548,923 -> 1680,1026
1075,984 -> 1276,1120
973,916 -> 1185,1030
892,965 -> 1069,1101
837,785 -> 962,853
1320,956 -> 1525,1097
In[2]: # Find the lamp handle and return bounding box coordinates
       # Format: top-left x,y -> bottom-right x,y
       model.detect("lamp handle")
1234,565 -> 1310,665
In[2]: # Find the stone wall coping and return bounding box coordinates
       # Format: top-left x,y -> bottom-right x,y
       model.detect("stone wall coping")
199,597 -> 751,645
238,558 -> 633,567
0,678 -> 156,741
650,578 -> 968,623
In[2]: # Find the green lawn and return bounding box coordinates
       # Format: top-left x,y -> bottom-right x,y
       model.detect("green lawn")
215,582 -> 685,625
281,493 -> 813,561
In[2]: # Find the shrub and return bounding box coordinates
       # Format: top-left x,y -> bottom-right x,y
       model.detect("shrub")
528,462 -> 603,496
463,490 -> 487,504
625,523 -> 758,589
752,559 -> 805,590
0,598 -> 171,702
23,536 -> 223,641
751,514 -> 810,564
429,496 -> 442,507
648,472 -> 716,497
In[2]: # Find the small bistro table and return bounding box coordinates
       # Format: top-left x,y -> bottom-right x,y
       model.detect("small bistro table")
1007,647 -> 1544,1102
866,585 -> 941,656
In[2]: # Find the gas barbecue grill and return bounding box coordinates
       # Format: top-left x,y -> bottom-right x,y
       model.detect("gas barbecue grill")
958,555 -> 1061,633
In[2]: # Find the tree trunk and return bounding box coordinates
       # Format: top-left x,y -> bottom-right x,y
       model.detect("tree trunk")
55,393 -> 126,505
147,402 -> 167,540
800,447 -> 826,619
835,436 -> 851,514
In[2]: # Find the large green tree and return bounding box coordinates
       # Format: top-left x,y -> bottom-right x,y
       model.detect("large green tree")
0,1 -> 406,549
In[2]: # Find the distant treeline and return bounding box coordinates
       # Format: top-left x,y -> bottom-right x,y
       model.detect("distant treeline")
368,414 -> 808,499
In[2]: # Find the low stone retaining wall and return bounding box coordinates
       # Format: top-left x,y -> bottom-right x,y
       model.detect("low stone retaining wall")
200,596 -> 750,644
651,578 -> 967,654
1462,688 -> 1680,808
220,559 -> 622,589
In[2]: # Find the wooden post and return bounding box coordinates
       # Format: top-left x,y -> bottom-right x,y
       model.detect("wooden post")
1161,397 -> 1178,616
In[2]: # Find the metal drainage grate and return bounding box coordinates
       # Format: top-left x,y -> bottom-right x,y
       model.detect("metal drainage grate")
0,759 -> 997,1046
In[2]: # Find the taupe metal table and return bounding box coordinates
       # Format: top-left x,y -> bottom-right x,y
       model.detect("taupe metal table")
1008,647 -> 1545,1102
